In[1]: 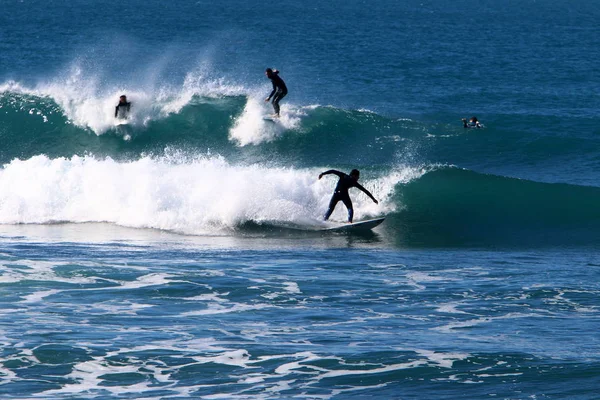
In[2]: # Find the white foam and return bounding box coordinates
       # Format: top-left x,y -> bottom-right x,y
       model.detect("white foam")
436,302 -> 470,314
273,351 -> 326,375
43,357 -> 160,396
476,372 -> 523,377
415,349 -> 470,368
181,302 -> 271,316
406,272 -> 450,283
182,292 -> 229,302
0,155 -> 417,234
0,363 -> 17,381
20,289 -> 62,304
229,97 -> 303,146
0,259 -> 94,285
432,312 -> 535,333
318,360 -> 427,379
90,301 -> 155,315
1,60 -> 249,136
282,281 -> 301,294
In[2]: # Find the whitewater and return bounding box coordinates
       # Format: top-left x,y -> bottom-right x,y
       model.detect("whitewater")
0,153 -> 407,233
1,0 -> 600,398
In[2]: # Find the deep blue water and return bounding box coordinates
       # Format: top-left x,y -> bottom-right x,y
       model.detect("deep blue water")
1,0 -> 599,398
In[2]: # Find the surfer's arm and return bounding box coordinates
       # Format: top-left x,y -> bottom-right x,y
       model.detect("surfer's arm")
355,183 -> 379,204
318,170 -> 343,180
265,82 -> 276,101
115,106 -> 119,118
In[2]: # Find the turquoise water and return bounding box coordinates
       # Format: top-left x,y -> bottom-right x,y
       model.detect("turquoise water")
1,0 -> 599,398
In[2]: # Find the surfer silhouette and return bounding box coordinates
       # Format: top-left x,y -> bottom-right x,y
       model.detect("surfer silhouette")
264,68 -> 287,118
319,169 -> 378,223
115,95 -> 131,119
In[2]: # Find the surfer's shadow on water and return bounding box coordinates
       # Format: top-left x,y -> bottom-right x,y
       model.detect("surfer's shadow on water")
320,229 -> 384,246
281,230 -> 385,248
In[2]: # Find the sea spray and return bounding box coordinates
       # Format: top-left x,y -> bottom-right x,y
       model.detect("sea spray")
229,97 -> 303,146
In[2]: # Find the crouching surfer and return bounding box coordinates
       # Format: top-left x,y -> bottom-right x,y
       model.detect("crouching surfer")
318,169 -> 378,223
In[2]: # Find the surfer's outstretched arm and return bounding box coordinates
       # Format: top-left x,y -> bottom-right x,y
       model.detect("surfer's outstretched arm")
318,170 -> 344,179
355,183 -> 379,204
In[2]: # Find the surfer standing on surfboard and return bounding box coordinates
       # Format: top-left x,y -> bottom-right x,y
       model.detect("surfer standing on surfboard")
115,95 -> 131,119
264,68 -> 287,118
319,169 -> 378,223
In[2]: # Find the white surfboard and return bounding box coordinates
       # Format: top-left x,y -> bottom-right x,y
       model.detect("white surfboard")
263,114 -> 281,122
321,217 -> 385,232
114,118 -> 129,126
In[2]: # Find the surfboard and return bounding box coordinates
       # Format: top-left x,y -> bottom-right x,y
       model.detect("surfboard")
263,117 -> 277,122
321,217 -> 385,232
259,217 -> 385,233
114,119 -> 129,126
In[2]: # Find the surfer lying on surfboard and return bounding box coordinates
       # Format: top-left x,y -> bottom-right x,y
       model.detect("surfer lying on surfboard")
115,95 -> 131,119
319,169 -> 378,223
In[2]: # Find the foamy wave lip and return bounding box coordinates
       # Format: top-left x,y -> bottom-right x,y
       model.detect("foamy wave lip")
0,80 -> 28,94
1,61 -> 254,136
0,154 -> 420,234
40,63 -> 251,135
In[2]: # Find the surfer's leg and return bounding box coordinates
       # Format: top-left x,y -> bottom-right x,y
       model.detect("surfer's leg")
342,196 -> 353,223
272,92 -> 286,116
324,193 -> 341,220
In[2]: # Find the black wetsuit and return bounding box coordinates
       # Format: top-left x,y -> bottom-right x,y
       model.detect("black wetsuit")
115,101 -> 131,118
463,119 -> 481,128
321,170 -> 377,223
267,72 -> 287,115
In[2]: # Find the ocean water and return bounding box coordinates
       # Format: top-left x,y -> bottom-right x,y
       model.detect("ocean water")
1,0 -> 599,398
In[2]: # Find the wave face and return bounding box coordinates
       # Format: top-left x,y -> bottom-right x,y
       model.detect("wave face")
390,167 -> 600,247
2,70 -> 600,248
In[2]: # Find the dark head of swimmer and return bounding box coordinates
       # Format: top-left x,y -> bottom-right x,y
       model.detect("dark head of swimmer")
265,68 -> 278,79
